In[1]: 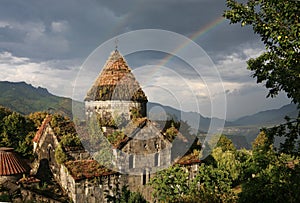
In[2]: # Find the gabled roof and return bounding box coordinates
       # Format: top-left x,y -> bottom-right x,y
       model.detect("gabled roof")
114,118 -> 171,150
33,115 -> 52,143
0,147 -> 30,176
33,115 -> 84,152
85,50 -> 147,102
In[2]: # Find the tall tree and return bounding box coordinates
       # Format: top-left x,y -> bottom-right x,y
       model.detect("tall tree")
224,0 -> 300,154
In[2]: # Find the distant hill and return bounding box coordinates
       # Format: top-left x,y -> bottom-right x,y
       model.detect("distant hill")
0,81 -> 74,116
147,102 -> 227,133
229,103 -> 298,127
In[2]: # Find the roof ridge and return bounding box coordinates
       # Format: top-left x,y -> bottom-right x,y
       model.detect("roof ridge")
33,115 -> 52,143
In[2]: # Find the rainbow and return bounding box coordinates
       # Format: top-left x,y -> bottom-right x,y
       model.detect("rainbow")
159,16 -> 226,66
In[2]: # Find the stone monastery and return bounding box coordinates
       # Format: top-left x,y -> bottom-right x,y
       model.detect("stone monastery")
0,49 -> 201,203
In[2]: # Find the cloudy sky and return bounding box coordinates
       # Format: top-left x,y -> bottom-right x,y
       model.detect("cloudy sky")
0,0 -> 291,120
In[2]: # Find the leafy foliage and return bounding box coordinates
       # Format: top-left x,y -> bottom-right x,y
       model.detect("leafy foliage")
0,107 -> 36,158
224,0 -> 299,103
106,185 -> 147,203
60,133 -> 82,149
264,114 -> 300,155
224,0 -> 300,156
191,164 -> 237,203
216,135 -> 236,152
55,144 -> 68,164
165,124 -> 178,142
106,130 -> 126,147
240,150 -> 300,202
28,111 -> 48,128
149,164 -> 189,202
212,147 -> 241,183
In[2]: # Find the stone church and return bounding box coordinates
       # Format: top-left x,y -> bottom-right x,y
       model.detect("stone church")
31,49 -> 200,203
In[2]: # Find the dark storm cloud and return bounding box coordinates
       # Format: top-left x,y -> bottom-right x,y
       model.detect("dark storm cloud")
0,0 -> 259,62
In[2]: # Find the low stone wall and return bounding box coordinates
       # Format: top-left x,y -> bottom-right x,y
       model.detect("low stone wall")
20,189 -> 62,203
0,176 -> 19,185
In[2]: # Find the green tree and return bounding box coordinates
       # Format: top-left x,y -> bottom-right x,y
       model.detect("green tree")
190,164 -> 237,203
224,0 -> 299,103
238,130 -> 300,202
149,164 -> 189,202
239,153 -> 300,203
60,133 -> 82,148
0,111 -> 35,158
106,185 -> 147,203
27,111 -> 48,128
55,144 -> 68,164
216,135 -> 236,152
165,124 -> 178,142
224,0 -> 300,155
212,147 -> 241,183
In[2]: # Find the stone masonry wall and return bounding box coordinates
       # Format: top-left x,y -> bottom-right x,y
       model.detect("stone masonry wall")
85,101 -> 146,122
59,164 -> 121,203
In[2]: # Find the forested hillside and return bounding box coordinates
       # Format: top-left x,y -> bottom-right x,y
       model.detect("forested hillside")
0,81 -> 73,116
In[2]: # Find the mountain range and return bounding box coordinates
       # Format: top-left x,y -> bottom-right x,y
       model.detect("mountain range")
0,81 -> 298,148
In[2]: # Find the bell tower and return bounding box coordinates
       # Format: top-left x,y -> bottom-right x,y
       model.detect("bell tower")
85,49 -> 147,127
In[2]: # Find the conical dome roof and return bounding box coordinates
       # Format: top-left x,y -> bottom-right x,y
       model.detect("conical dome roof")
85,50 -> 147,102
0,147 -> 30,176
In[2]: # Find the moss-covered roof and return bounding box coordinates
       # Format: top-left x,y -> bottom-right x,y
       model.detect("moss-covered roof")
176,150 -> 201,165
64,160 -> 117,181
85,50 -> 147,102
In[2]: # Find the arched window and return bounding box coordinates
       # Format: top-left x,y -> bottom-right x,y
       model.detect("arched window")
47,144 -> 52,162
142,169 -> 147,185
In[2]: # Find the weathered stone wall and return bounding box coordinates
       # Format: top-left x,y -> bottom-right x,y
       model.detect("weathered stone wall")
20,189 -> 63,203
85,100 -> 146,122
118,122 -> 171,173
59,164 -> 121,203
59,164 -> 76,201
126,173 -> 156,203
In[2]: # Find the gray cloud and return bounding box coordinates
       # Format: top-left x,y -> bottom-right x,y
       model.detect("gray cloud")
0,0 -> 291,119
0,0 -> 260,61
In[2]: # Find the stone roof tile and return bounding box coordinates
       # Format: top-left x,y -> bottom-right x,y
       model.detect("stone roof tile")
85,50 -> 147,102
0,147 -> 30,176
